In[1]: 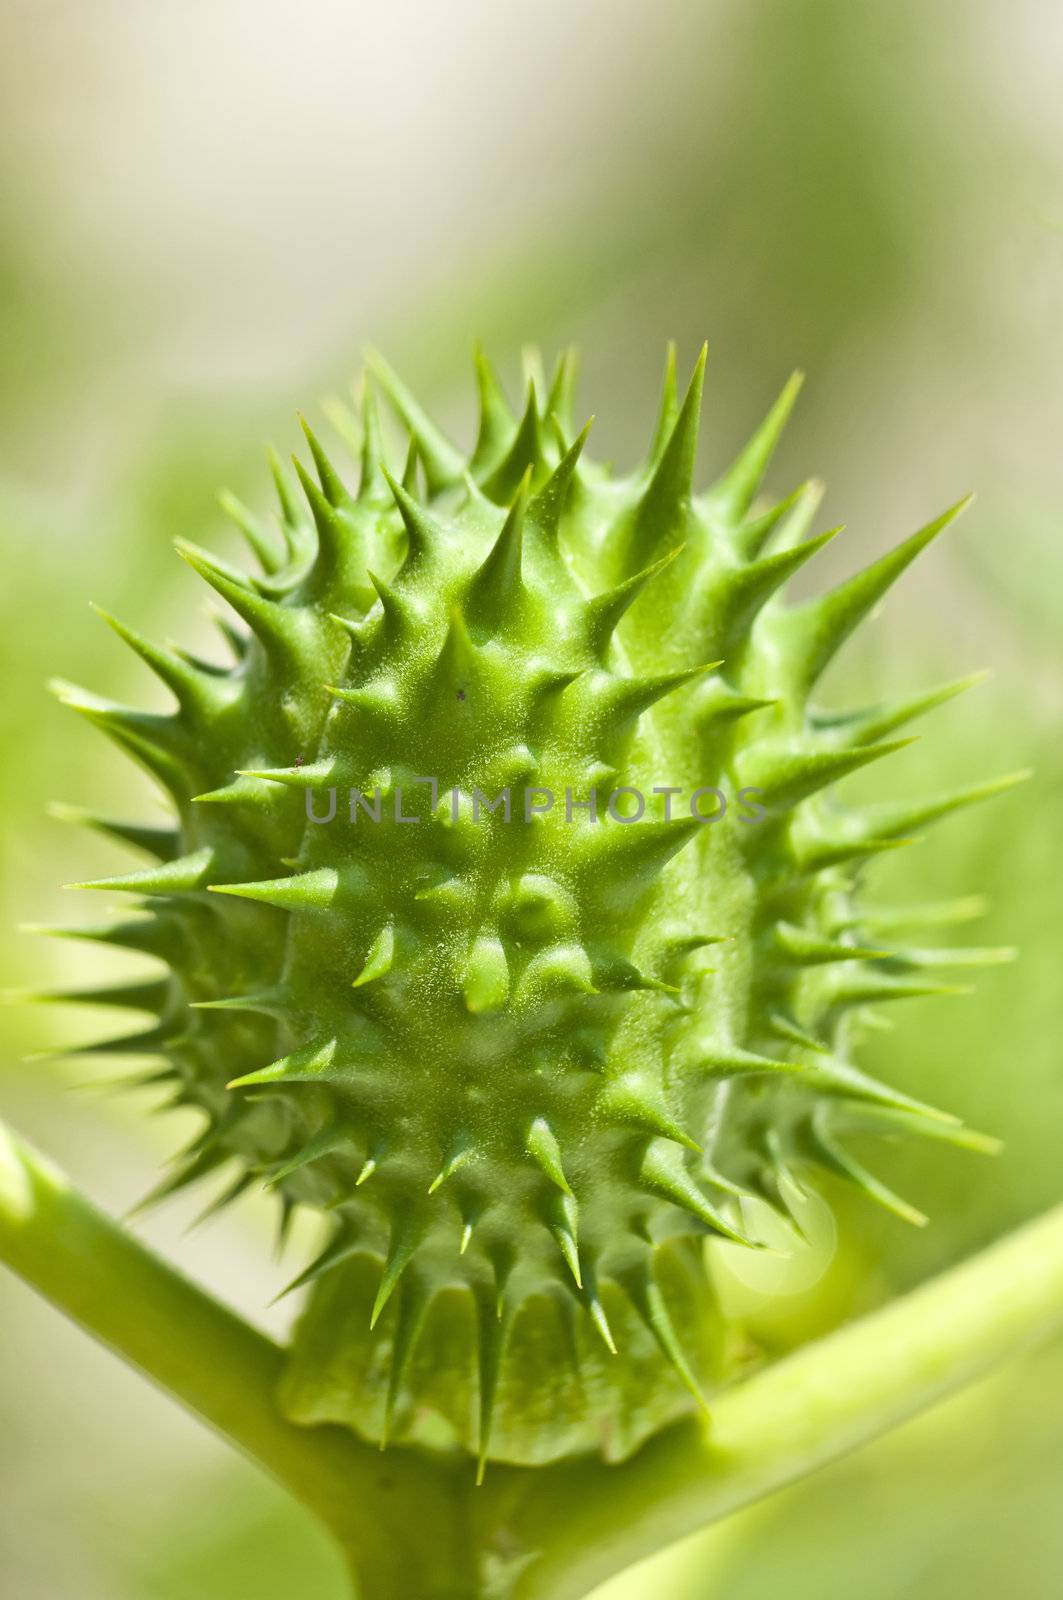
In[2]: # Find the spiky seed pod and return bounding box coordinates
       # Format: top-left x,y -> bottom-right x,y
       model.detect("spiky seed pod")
41,347 -> 1022,1473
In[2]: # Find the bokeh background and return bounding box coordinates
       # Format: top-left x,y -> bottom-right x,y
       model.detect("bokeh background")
2,2 -> 1062,1596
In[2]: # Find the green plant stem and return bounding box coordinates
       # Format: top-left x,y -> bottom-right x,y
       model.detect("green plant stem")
4,1115 -> 1063,1600
0,1118 -> 471,1599
485,1200 -> 1063,1599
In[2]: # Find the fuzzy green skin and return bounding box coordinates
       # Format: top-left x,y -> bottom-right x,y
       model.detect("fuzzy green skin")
52,347 -> 1010,1474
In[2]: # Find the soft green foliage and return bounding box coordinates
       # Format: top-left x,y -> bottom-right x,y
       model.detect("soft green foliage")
42,348 -> 1019,1477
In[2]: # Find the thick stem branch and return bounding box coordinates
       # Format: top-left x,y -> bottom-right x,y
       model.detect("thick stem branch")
4,1115 -> 1063,1600
484,1201 -> 1063,1600
0,1119 -> 468,1597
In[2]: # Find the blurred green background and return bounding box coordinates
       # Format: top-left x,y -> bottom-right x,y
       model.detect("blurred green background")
2,2 -> 1062,1596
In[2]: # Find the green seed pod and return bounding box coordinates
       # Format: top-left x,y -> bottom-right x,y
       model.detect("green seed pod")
46,347 -> 1020,1477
